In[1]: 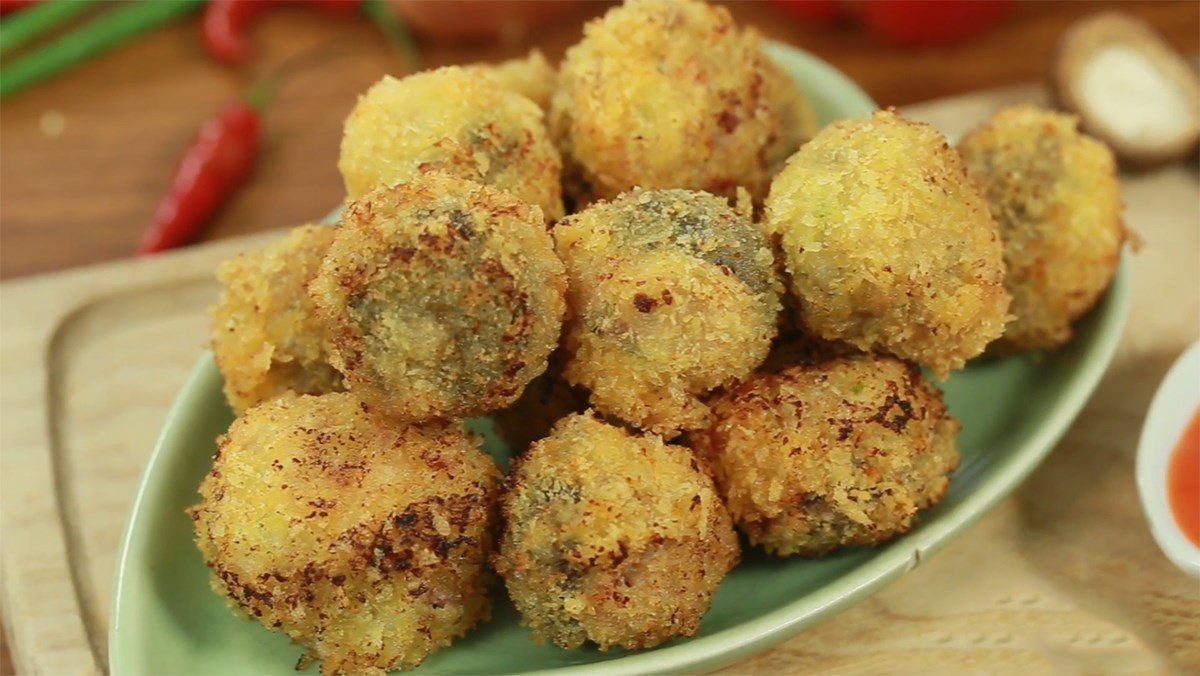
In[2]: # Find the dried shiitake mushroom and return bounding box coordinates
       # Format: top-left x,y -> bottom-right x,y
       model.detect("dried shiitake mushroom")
1051,12 -> 1200,169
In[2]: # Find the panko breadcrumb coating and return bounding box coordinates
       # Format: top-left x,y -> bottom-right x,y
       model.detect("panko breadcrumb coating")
309,173 -> 567,421
958,104 -> 1125,351
493,349 -> 588,453
550,0 -> 784,203
494,411 -> 739,650
339,66 -> 564,220
554,189 -> 781,437
692,355 -> 960,556
467,49 -> 557,112
759,332 -> 857,374
211,224 -> 343,414
190,393 -> 501,674
766,109 -> 1011,377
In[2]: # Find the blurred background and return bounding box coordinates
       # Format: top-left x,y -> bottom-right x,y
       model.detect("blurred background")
0,0 -> 1196,281
0,1 -> 1197,672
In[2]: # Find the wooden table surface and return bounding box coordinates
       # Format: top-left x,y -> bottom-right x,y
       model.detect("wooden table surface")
1,1 -> 1197,674
2,0 -> 1198,282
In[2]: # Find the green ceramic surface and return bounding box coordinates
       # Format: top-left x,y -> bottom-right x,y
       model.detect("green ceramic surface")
110,43 -> 1131,675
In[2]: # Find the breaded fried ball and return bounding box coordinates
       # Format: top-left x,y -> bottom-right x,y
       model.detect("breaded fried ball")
493,349 -> 588,453
339,66 -> 564,220
211,224 -> 343,414
766,110 -> 1011,377
554,189 -> 781,437
958,104 -> 1125,351
759,332 -> 857,375
692,355 -> 960,556
310,174 -> 566,422
467,49 -> 557,111
190,393 -> 501,674
550,0 -> 784,203
494,412 -> 739,650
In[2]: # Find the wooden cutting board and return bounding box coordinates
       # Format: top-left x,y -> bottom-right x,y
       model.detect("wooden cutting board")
2,84 -> 1197,675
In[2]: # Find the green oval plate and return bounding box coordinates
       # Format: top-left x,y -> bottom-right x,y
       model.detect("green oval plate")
110,43 -> 1131,675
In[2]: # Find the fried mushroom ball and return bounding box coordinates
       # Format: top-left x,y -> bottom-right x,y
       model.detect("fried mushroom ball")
554,189 -> 781,437
958,104 -> 1125,351
309,173 -> 567,421
211,224 -> 343,414
493,348 -> 589,453
550,0 -> 785,203
766,109 -> 1011,377
190,392 -> 501,674
494,411 -> 739,650
339,66 -> 564,220
467,49 -> 557,112
759,332 -> 857,375
691,354 -> 960,556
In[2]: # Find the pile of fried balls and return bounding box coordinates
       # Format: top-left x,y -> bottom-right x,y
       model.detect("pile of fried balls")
191,0 -> 1126,672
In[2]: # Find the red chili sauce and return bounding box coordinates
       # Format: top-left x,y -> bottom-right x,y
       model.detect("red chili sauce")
1168,405 -> 1200,548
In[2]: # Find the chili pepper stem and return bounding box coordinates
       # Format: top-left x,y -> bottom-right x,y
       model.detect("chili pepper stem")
362,0 -> 419,70
242,38 -> 352,110
243,72 -> 277,111
136,40 -> 348,256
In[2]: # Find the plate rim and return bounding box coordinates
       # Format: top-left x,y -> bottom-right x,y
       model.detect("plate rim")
108,40 -> 1134,676
110,257 -> 1132,676
510,254 -> 1134,676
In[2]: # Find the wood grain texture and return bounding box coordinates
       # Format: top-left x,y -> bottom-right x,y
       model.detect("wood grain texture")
0,234 -> 277,675
0,1 -> 1196,280
2,0 -> 1199,672
1,82 -> 1198,675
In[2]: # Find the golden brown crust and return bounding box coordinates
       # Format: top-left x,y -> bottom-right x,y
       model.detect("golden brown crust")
309,173 -> 567,421
553,188 -> 781,438
189,393 -> 501,673
757,332 -> 859,375
958,104 -> 1125,351
494,411 -> 739,650
339,66 -> 564,220
466,49 -> 558,112
211,224 -> 343,414
691,354 -> 961,556
550,0 -> 783,204
765,109 -> 1011,377
493,348 -> 589,453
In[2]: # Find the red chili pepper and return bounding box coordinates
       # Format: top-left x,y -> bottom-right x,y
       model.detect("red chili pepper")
201,0 -> 360,66
851,0 -> 1012,47
201,0 -> 264,65
138,98 -> 261,255
138,43 -> 343,255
